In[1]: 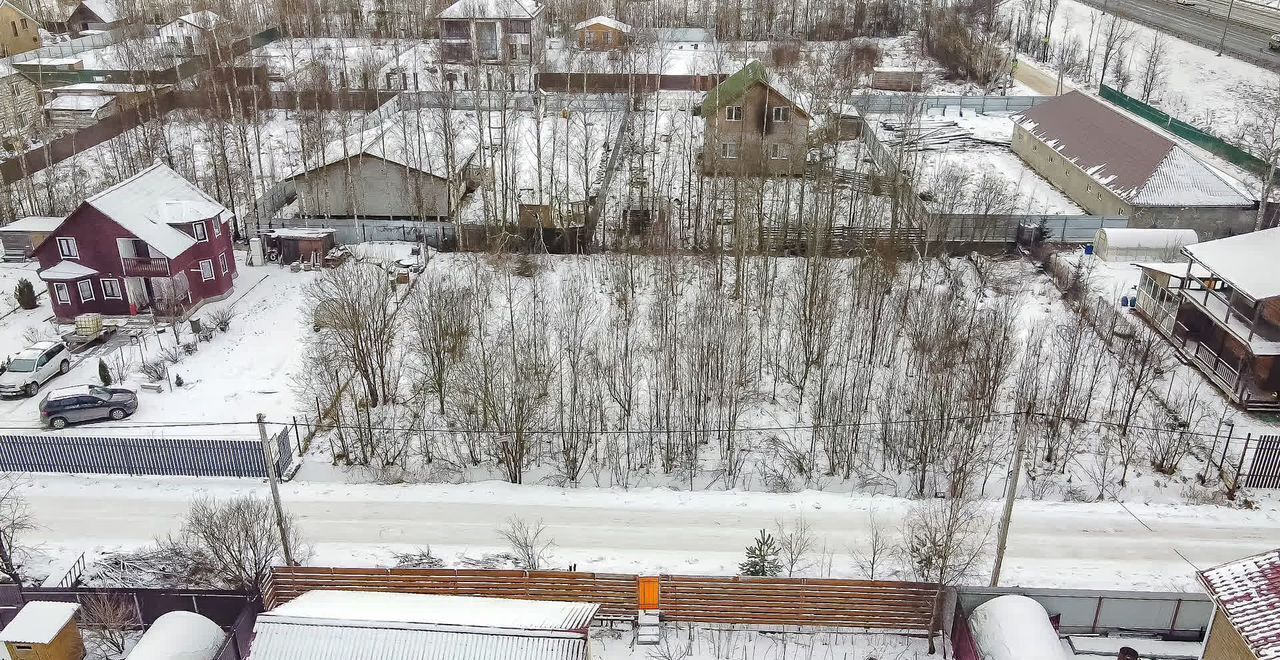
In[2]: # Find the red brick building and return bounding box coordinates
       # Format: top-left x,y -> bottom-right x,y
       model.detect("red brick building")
35,163 -> 238,321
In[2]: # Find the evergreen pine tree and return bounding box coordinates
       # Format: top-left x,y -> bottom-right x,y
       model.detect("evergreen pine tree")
14,279 -> 37,310
739,529 -> 782,577
98,359 -> 112,386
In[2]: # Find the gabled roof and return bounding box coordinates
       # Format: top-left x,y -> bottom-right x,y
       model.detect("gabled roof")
1183,226 -> 1280,300
1199,548 -> 1280,660
0,216 -> 63,233
1014,91 -> 1253,208
292,110 -> 479,181
0,602 -> 80,645
574,15 -> 630,32
76,0 -> 121,22
700,60 -> 808,118
438,0 -> 540,19
39,260 -> 99,281
74,162 -> 228,258
0,0 -> 38,23
168,9 -> 225,30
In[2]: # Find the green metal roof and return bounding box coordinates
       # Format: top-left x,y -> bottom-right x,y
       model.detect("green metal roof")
700,60 -> 768,117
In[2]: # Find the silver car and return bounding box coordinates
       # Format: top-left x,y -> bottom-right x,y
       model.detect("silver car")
39,385 -> 139,429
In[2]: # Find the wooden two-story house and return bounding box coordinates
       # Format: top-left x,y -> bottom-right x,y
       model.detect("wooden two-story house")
0,0 -> 40,57
700,61 -> 810,176
35,163 -> 238,321
1152,227 -> 1280,412
436,0 -> 542,90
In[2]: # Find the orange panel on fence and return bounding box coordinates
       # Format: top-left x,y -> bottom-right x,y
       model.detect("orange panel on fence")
637,577 -> 660,610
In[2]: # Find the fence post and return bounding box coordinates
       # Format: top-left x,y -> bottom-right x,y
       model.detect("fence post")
292,416 -> 301,454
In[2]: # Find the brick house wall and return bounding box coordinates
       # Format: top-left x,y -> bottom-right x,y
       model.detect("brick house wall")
702,82 -> 808,176
1203,609 -> 1259,660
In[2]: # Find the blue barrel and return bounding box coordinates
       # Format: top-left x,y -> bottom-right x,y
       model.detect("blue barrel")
1120,295 -> 1130,307
1083,243 -> 1095,255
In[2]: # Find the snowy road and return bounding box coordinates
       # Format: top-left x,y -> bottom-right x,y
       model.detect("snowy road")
17,475 -> 1280,590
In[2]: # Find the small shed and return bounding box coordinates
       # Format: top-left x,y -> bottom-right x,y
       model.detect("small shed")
0,601 -> 85,660
0,216 -> 62,260
574,16 -> 631,50
128,611 -> 226,660
263,228 -> 337,265
967,595 -> 1068,660
1093,227 -> 1198,262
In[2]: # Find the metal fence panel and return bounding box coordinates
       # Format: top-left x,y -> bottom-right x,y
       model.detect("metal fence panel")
958,587 -> 1211,636
854,95 -> 1053,115
0,434 -> 293,479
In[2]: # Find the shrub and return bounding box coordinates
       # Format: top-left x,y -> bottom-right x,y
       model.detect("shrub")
98,359 -> 112,386
139,360 -> 167,383
739,529 -> 782,576
13,279 -> 37,310
174,374 -> 184,387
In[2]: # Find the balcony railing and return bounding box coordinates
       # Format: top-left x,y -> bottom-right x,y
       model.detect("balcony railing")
122,256 -> 170,277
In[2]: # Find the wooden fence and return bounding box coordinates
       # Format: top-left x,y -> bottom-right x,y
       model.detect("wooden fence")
264,566 -> 940,631
0,425 -> 293,479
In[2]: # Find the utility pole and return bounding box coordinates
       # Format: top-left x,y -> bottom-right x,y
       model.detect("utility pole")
1216,0 -> 1237,56
990,409 -> 1030,587
258,413 -> 296,566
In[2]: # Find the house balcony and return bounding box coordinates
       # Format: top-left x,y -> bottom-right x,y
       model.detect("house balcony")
1173,321 -> 1280,413
122,256 -> 170,277
1181,286 -> 1280,354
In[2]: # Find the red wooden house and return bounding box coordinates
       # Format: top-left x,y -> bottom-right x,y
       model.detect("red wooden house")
35,163 -> 238,321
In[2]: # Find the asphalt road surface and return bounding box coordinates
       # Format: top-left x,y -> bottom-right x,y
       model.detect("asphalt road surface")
18,476 -> 1280,588
1073,0 -> 1280,70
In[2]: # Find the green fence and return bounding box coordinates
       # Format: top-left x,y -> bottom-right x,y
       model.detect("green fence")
1099,84 -> 1268,177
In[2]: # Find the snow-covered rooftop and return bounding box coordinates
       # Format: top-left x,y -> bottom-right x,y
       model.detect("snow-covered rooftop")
1015,92 -> 1253,208
1199,548 -> 1280,660
0,601 -> 80,645
39,260 -> 99,281
264,591 -> 599,632
0,61 -> 19,78
1135,261 -> 1212,280
437,0 -> 540,19
0,216 -> 63,233
82,162 -> 228,258
168,10 -> 225,30
968,595 -> 1069,660
78,0 -> 121,22
46,95 -> 114,112
128,611 -> 226,660
1183,227 -> 1280,300
292,109 -> 479,181
251,617 -> 589,660
574,16 -> 631,32
1097,227 -> 1198,250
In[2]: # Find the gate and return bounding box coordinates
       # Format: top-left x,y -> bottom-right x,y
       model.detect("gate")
1245,435 -> 1280,489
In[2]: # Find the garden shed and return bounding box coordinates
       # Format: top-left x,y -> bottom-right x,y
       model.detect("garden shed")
1093,228 -> 1198,262
263,228 -> 337,265
0,216 -> 61,260
0,601 -> 84,660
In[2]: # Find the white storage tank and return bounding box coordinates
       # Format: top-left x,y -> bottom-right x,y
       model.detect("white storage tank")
1093,228 -> 1198,262
128,611 -> 226,660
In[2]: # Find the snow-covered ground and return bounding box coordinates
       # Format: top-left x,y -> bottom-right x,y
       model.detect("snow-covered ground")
595,627 -> 930,659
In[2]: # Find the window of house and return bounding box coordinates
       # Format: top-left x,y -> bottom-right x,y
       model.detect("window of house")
1032,144 -> 1037,151
192,221 -> 207,242
218,252 -> 228,274
726,105 -> 743,121
584,30 -> 595,44
772,106 -> 790,122
441,20 -> 469,38
1086,184 -> 1092,192
77,279 -> 94,302
719,141 -> 739,159
57,237 -> 78,259
768,143 -> 787,160
506,19 -> 530,34
212,218 -> 222,238
10,82 -> 20,97
10,21 -> 16,38
198,259 -> 215,281
54,283 -> 70,304
20,18 -> 27,30
1048,155 -> 1055,164
101,278 -> 122,299
1119,207 -> 1125,216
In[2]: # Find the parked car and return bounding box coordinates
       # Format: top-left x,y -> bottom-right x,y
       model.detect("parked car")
40,385 -> 139,429
0,341 -> 71,397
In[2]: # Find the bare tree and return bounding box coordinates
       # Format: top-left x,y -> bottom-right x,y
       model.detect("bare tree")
165,495 -> 308,596
1137,33 -> 1168,103
308,262 -> 401,407
80,593 -> 138,658
774,517 -> 817,578
498,517 -> 555,570
901,496 -> 993,654
0,476 -> 34,584
851,510 -> 893,580
1241,75 -> 1280,231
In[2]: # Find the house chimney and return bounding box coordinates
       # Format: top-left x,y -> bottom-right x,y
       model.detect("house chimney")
1118,647 -> 1139,660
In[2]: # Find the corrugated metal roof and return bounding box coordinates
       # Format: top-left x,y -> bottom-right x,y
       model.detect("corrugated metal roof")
1183,226 -> 1280,300
1015,91 -> 1252,208
1199,548 -> 1280,660
252,620 -> 587,660
292,110 -> 479,181
265,591 -> 598,632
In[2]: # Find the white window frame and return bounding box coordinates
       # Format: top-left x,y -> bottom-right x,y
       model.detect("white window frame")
771,106 -> 790,122
719,141 -> 740,159
77,279 -> 94,302
54,282 -> 70,304
726,106 -> 743,121
101,278 -> 122,299
768,143 -> 788,160
218,252 -> 228,274
57,237 -> 79,259
192,221 -> 208,242
198,259 -> 215,281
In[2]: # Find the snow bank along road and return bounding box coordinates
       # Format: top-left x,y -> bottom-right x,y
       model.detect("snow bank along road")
20,475 -> 1280,590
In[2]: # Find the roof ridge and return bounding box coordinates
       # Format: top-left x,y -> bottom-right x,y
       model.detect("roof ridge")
84,161 -> 167,204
